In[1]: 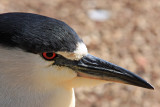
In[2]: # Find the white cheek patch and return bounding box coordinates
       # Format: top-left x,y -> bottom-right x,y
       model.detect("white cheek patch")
57,42 -> 88,60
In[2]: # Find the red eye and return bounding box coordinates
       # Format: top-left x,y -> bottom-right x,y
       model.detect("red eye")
42,52 -> 56,60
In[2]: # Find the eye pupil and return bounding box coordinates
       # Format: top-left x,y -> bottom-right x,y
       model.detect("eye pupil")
42,52 -> 56,60
46,53 -> 54,57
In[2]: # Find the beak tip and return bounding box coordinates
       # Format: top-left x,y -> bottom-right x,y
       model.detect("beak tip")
146,84 -> 154,90
138,81 -> 154,90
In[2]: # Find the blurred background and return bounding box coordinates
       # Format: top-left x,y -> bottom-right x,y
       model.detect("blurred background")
0,0 -> 159,107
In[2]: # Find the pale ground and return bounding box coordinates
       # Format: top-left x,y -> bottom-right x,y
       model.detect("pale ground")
0,0 -> 160,107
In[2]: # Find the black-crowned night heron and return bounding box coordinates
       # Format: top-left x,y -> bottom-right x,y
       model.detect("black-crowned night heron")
0,12 -> 153,107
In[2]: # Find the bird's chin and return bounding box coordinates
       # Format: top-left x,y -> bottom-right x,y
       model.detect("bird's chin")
71,76 -> 107,88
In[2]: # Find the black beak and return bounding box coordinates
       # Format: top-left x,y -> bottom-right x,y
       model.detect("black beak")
55,54 -> 154,89
72,54 -> 154,89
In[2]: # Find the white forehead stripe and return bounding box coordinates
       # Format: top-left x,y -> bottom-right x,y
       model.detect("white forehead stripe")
57,42 -> 88,60
74,42 -> 88,57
